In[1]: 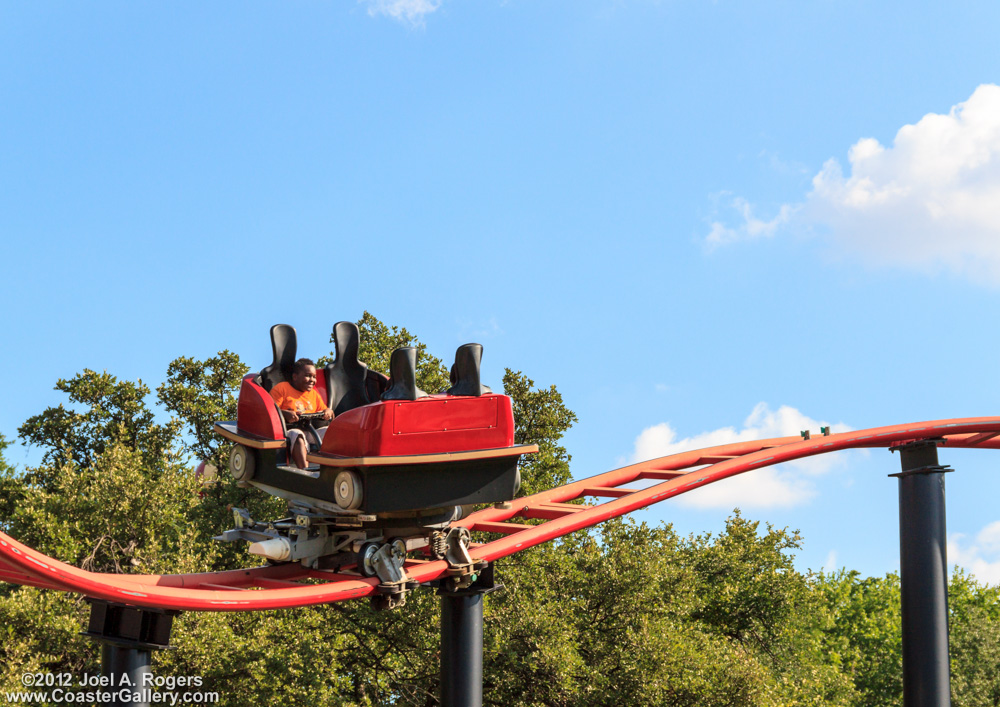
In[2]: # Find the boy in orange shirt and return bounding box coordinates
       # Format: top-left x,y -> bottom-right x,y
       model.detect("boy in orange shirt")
270,358 -> 333,469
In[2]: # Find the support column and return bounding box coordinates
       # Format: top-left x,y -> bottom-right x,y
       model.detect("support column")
83,599 -> 178,707
439,563 -> 499,707
891,440 -> 952,707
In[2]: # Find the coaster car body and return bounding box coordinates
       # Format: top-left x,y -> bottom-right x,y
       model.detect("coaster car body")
212,323 -> 535,594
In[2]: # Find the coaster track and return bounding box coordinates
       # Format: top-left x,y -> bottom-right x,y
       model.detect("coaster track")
1,417 -> 998,612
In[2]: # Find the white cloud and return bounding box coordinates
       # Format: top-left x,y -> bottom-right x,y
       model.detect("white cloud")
706,196 -> 797,249
950,521 -> 1000,585
456,315 -> 504,340
708,84 -> 1000,285
631,403 -> 851,510
758,149 -> 811,178
822,550 -> 838,574
363,0 -> 442,26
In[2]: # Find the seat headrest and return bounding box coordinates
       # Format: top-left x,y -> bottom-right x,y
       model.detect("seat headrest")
381,347 -> 428,401
260,324 -> 297,391
446,343 -> 491,396
325,321 -> 371,415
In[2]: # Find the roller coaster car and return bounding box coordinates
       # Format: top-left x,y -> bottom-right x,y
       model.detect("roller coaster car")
213,322 -> 536,599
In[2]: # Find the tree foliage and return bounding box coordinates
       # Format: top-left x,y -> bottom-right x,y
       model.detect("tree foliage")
484,514 -> 855,706
18,370 -> 180,472
503,370 -> 577,495
1,314 -> 998,705
815,570 -> 902,706
945,571 -> 1000,707
157,350 -> 249,462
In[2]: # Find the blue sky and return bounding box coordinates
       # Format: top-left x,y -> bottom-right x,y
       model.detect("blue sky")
3,1 -> 1000,582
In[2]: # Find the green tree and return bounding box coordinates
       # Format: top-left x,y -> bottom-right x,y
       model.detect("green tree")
485,514 -> 856,706
0,437 -> 217,698
502,369 -> 577,495
154,350 -> 284,570
156,350 -> 249,462
0,433 -> 23,530
815,567 -> 1000,707
948,570 -> 1000,707
815,570 -> 902,706
18,370 -> 180,472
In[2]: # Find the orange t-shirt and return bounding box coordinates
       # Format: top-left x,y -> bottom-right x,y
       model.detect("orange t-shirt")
270,381 -> 327,414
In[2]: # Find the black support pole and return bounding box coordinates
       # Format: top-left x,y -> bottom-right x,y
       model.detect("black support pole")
439,563 -> 498,707
441,592 -> 483,707
100,643 -> 152,700
84,599 -> 178,707
891,441 -> 952,707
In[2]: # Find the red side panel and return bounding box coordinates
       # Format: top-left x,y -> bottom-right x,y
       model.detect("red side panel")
236,375 -> 284,441
314,374 -> 328,407
393,396 -> 499,434
321,393 -> 515,457
320,404 -> 389,457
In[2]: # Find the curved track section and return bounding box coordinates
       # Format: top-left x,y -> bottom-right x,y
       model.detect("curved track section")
2,417 -> 999,611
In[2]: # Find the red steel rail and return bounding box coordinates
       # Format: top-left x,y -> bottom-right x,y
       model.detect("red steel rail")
1,417 -> 998,611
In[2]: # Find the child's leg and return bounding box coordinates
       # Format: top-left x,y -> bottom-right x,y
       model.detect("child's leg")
286,428 -> 309,468
291,436 -> 308,468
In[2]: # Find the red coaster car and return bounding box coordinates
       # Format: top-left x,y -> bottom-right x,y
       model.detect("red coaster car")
213,322 -> 536,595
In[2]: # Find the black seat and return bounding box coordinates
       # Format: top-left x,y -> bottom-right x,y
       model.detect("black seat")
446,343 -> 491,396
381,347 -> 428,401
365,367 -> 390,402
259,324 -> 297,392
325,322 -> 375,416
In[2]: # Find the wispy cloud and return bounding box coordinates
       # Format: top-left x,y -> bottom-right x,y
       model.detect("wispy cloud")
758,149 -> 811,178
705,195 -> 797,249
707,84 -> 1000,285
362,0 -> 442,26
455,315 -> 504,341
822,550 -> 839,574
950,521 -> 1000,585
631,403 -> 851,510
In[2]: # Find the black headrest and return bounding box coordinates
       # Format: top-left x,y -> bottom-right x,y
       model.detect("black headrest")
325,321 -> 371,415
381,347 -> 428,401
447,343 -> 491,396
259,324 -> 297,391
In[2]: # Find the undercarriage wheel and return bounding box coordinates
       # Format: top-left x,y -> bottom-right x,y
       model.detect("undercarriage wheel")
358,542 -> 379,578
334,470 -> 363,510
229,444 -> 256,483
389,538 -> 407,562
